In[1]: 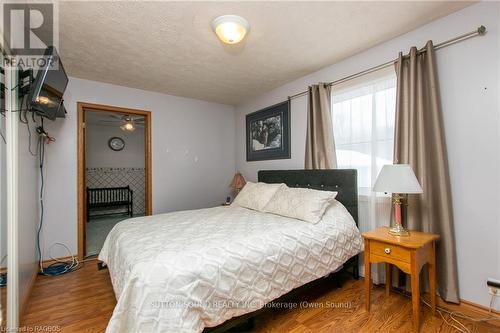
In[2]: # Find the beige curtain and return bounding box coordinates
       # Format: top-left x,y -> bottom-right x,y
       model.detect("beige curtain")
305,83 -> 337,169
394,41 -> 459,303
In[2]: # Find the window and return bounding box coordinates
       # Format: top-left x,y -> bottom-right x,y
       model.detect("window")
331,74 -> 396,196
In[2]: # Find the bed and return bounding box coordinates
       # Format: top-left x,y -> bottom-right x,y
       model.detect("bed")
98,169 -> 363,333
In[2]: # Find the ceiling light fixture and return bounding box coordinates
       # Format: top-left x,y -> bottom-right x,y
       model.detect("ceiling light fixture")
120,116 -> 136,132
211,15 -> 250,44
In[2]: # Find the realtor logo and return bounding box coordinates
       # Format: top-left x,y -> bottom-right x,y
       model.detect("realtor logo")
3,3 -> 53,55
2,2 -> 59,68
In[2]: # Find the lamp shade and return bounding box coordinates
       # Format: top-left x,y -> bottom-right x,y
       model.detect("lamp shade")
230,172 -> 246,190
211,15 -> 250,44
373,164 -> 423,194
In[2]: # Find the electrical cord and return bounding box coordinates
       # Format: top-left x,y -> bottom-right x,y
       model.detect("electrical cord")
39,243 -> 79,277
0,108 -> 30,114
36,124 -> 78,277
0,122 -> 5,144
21,96 -> 37,156
18,96 -> 35,154
26,119 -> 36,156
0,96 -> 7,144
17,95 -> 28,124
36,135 -> 44,273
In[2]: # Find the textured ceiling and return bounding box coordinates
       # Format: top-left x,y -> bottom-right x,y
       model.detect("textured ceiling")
59,1 -> 472,105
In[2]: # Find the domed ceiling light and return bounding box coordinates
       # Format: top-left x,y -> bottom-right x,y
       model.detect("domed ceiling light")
211,15 -> 250,44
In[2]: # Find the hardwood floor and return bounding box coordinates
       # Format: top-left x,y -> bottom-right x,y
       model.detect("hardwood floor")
21,260 -> 499,332
1,285 -> 5,328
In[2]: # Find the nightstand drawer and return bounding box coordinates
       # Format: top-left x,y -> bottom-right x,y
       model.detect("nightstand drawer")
370,241 -> 410,263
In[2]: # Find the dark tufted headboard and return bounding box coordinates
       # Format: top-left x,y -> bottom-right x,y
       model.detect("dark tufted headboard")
258,169 -> 358,226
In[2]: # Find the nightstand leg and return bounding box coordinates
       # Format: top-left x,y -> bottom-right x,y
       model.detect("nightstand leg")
429,242 -> 437,316
385,263 -> 391,297
411,264 -> 420,331
364,240 -> 371,311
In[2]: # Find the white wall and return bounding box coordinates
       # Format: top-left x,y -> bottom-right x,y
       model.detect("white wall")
85,123 -> 145,168
41,77 -> 235,260
17,112 -> 39,312
235,2 -> 500,310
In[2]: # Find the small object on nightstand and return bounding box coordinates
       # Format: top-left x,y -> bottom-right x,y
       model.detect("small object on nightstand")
222,196 -> 231,206
373,164 -> 423,236
362,227 -> 439,332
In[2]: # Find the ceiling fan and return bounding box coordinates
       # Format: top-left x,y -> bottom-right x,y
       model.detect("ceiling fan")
96,114 -> 145,132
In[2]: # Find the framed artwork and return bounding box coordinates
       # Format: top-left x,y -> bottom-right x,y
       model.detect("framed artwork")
246,100 -> 290,161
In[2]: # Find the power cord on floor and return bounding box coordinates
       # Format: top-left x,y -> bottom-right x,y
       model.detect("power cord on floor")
39,243 -> 79,276
390,286 -> 500,333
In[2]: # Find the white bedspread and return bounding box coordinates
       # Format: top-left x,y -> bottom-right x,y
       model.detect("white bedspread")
99,201 -> 363,333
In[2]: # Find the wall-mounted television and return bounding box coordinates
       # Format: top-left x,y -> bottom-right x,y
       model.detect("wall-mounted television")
28,46 -> 68,120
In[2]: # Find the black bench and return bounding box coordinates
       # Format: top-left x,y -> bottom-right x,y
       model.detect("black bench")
86,186 -> 133,220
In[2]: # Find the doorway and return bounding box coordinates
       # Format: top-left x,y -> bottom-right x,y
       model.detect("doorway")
77,103 -> 152,259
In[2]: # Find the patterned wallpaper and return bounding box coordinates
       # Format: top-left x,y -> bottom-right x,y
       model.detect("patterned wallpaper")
86,167 -> 145,216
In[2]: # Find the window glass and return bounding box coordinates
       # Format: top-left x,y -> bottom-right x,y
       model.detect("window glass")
332,74 -> 396,195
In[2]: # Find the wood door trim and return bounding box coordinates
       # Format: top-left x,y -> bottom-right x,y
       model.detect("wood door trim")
77,102 -> 152,260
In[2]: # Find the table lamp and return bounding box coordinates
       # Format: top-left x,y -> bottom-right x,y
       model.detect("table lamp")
230,172 -> 246,193
373,164 -> 423,236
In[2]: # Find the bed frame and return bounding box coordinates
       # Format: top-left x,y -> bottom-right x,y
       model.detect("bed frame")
204,169 -> 359,333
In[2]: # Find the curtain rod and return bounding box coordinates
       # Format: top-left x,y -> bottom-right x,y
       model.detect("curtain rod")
288,25 -> 486,100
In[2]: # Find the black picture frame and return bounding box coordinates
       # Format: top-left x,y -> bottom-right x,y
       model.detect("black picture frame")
246,100 -> 290,161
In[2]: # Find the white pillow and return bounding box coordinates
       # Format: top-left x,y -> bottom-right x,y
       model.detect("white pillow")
263,186 -> 338,224
232,182 -> 285,211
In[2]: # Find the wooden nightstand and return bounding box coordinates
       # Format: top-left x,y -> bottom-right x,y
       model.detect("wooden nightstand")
362,227 -> 440,331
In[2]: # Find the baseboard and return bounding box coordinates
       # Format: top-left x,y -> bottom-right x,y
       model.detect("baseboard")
436,296 -> 500,317
461,298 -> 500,316
371,279 -> 500,325
389,284 -> 500,325
2,256 -> 81,273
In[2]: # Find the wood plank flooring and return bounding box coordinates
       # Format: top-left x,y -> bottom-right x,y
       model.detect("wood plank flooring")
20,260 -> 500,332
1,285 -> 5,328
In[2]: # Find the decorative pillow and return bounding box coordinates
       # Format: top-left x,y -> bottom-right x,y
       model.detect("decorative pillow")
263,186 -> 338,223
232,182 -> 285,211
322,199 -> 354,222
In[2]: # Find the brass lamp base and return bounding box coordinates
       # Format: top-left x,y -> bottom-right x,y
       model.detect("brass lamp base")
388,224 -> 410,237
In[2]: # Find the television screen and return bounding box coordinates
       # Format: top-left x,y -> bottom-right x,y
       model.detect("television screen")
28,46 -> 68,120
